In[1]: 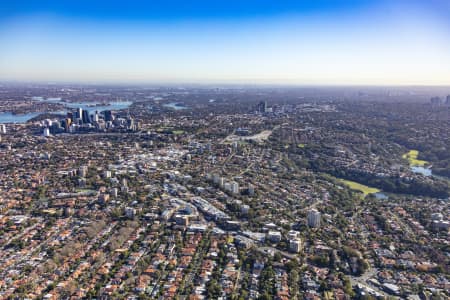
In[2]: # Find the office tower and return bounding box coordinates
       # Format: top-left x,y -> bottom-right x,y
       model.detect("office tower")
430,96 -> 442,106
76,107 -> 83,119
43,128 -> 50,137
44,119 -> 52,127
446,95 -> 450,105
104,110 -> 113,122
307,209 -> 321,228
0,124 -> 6,134
93,111 -> 99,122
258,101 -> 268,113
127,117 -> 135,130
50,122 -> 62,133
65,118 -> 72,131
82,109 -> 91,124
69,124 -> 77,133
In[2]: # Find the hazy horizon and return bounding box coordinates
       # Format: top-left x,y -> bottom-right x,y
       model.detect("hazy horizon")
1,0 -> 450,85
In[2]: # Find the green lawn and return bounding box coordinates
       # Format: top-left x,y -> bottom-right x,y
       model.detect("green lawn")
339,179 -> 380,196
402,150 -> 428,166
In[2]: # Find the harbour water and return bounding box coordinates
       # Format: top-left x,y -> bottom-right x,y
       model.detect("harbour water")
0,100 -> 132,123
374,192 -> 389,200
163,102 -> 187,110
0,112 -> 43,123
411,166 -> 432,176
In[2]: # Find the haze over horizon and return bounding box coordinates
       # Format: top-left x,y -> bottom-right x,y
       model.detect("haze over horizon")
1,0 -> 449,85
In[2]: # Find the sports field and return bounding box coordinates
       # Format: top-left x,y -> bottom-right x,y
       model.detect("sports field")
339,179 -> 380,196
402,150 -> 428,166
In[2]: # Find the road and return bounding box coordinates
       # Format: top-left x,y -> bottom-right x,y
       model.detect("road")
257,246 -> 297,259
349,267 -> 390,298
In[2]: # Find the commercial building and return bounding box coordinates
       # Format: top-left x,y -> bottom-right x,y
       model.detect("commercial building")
43,128 -> 51,137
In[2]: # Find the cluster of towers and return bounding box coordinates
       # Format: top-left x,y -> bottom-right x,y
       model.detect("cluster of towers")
43,107 -> 138,136
430,95 -> 450,107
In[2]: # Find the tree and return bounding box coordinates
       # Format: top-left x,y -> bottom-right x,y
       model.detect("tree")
343,276 -> 355,297
274,251 -> 283,262
207,279 -> 222,298
286,258 -> 299,272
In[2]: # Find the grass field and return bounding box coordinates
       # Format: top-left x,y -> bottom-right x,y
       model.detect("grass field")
402,150 -> 428,166
339,179 -> 380,196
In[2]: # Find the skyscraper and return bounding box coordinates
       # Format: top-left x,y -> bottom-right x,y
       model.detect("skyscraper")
93,111 -> 99,122
76,107 -> 83,120
257,101 -> 268,113
127,117 -> 135,130
82,110 -> 91,124
43,127 -> 51,137
104,110 -> 113,122
430,96 -> 443,107
64,118 -> 72,131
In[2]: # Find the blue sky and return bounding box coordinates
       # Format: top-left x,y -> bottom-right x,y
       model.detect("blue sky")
0,1 -> 376,21
0,0 -> 449,85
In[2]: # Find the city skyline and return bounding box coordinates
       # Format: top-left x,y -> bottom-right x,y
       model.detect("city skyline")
1,0 -> 450,85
